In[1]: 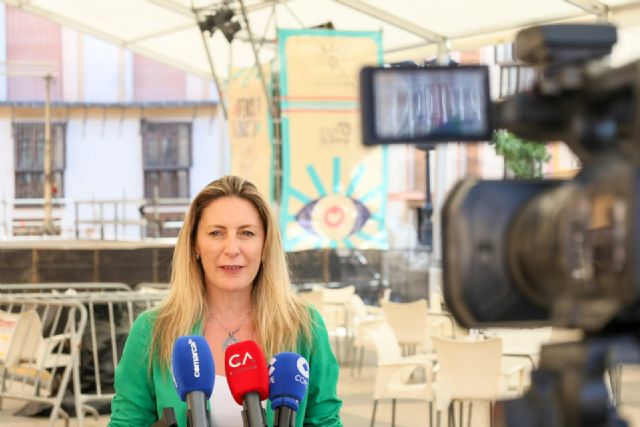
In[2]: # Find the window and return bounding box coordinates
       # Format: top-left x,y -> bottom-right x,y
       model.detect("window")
142,122 -> 191,199
14,123 -> 66,199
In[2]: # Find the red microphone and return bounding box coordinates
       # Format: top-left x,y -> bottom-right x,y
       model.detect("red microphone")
224,340 -> 269,427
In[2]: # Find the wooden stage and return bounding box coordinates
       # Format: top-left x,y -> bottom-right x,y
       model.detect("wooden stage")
0,240 -> 175,285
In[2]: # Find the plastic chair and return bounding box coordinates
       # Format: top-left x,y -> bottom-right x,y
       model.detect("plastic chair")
364,322 -> 437,427
431,336 -> 526,427
1,309 -> 73,397
381,299 -> 428,355
297,288 -> 324,310
382,299 -> 453,356
321,286 -> 356,363
348,294 -> 385,376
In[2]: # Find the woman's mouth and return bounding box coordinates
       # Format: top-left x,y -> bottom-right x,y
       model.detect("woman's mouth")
220,265 -> 243,271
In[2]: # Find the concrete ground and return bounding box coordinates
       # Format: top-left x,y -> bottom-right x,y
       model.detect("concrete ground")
2,348 -> 640,426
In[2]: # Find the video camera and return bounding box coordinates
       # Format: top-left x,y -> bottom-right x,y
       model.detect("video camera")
360,23 -> 640,426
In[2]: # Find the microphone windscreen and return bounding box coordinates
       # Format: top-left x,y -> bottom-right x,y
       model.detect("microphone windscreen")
224,340 -> 269,404
268,352 -> 309,411
171,335 -> 215,401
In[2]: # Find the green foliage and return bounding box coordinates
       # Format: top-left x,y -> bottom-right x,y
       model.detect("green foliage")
491,130 -> 551,178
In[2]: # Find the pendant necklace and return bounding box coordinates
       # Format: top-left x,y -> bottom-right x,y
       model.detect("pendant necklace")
209,310 -> 251,352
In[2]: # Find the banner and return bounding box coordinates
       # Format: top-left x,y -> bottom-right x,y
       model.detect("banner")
278,29 -> 387,251
227,65 -> 274,200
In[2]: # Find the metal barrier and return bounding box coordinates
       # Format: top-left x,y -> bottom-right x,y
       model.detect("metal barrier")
66,291 -> 167,425
0,288 -> 167,426
0,283 -> 132,294
0,296 -> 87,427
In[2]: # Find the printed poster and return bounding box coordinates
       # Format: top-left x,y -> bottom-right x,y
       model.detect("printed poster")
278,29 -> 387,251
227,64 -> 274,200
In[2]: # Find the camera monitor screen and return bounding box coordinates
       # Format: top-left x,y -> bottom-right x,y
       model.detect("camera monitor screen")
360,65 -> 492,145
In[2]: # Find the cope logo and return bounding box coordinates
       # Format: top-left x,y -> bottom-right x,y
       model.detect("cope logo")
295,356 -> 309,386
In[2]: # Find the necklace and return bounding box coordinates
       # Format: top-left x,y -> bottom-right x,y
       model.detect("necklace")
209,310 -> 251,352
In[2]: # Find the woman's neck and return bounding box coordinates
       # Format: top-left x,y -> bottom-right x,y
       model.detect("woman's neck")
206,287 -> 253,318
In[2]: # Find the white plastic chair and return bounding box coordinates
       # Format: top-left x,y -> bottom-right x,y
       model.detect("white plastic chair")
297,288 -> 324,311
1,309 -> 72,395
321,286 -> 356,363
348,295 -> 385,376
381,299 -> 428,355
382,299 -> 453,356
364,322 -> 437,427
431,336 -> 526,427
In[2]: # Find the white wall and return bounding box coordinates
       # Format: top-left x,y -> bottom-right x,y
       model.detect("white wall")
64,117 -> 143,238
191,114 -> 229,195
0,4 -> 6,101
0,119 -> 13,238
61,27 -> 79,101
83,35 -> 119,103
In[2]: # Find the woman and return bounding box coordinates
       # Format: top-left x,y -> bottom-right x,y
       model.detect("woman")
110,176 -> 342,426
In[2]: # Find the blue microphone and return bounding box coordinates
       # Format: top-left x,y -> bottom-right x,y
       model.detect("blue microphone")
172,336 -> 215,427
268,352 -> 309,427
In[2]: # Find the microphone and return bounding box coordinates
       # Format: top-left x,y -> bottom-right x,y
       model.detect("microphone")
171,336 -> 215,427
224,340 -> 269,427
268,352 -> 310,427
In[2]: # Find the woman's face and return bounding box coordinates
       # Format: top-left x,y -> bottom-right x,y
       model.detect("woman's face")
195,196 -> 266,294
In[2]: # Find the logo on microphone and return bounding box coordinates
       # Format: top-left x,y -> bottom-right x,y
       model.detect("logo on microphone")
229,351 -> 255,370
297,357 -> 309,378
188,338 -> 201,378
295,356 -> 309,385
268,357 -> 276,379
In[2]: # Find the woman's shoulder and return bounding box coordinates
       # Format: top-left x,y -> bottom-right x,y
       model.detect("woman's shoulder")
128,308 -> 160,339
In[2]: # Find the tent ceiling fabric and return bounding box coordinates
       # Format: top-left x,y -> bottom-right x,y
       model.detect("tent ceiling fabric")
4,0 -> 640,80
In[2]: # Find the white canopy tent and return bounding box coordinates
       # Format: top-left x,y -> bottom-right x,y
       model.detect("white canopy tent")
4,0 -> 640,250
4,0 -> 640,82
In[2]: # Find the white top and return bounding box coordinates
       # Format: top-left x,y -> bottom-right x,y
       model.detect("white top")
210,375 -> 244,426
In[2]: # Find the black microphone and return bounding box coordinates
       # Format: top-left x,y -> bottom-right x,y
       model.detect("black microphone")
268,352 -> 310,427
171,336 -> 215,427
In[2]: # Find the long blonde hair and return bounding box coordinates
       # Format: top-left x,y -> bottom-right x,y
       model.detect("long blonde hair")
151,175 -> 311,366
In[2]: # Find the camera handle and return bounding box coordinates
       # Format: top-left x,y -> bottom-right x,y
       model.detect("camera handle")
496,334 -> 640,427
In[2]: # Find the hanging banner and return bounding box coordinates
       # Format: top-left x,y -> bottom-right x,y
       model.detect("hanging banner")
278,29 -> 387,251
227,64 -> 274,200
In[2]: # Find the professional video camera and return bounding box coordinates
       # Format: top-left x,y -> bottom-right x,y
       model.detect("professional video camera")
360,23 -> 640,426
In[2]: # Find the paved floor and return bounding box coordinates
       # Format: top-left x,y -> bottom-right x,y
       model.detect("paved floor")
2,347 -> 640,426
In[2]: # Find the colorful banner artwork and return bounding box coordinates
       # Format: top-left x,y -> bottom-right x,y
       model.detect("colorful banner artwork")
278,29 -> 387,251
227,64 -> 274,200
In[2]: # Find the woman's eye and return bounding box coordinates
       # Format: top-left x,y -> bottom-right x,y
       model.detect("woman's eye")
241,230 -> 255,237
209,230 -> 223,237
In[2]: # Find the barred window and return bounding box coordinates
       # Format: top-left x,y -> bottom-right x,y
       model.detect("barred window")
142,122 -> 191,199
14,123 -> 66,199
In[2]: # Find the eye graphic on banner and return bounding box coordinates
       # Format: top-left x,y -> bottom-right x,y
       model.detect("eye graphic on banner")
283,157 -> 386,250
295,194 -> 370,240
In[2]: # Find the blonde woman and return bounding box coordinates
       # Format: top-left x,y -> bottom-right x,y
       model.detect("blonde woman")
110,176 -> 342,426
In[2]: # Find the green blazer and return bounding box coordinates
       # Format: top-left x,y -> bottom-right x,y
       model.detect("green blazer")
109,307 -> 343,427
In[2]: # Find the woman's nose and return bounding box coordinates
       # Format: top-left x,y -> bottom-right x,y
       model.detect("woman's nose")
223,235 -> 240,254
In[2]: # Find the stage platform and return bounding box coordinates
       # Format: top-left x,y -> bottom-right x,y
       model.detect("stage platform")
0,239 -> 175,285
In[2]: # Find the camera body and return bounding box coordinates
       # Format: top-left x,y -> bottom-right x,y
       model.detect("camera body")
360,23 -> 640,427
361,23 -> 640,333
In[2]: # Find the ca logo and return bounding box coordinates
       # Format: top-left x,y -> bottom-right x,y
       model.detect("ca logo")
297,357 -> 309,378
229,352 -> 255,368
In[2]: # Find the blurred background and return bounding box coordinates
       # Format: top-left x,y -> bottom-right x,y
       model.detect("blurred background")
2,1 -> 640,426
